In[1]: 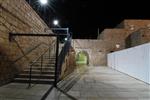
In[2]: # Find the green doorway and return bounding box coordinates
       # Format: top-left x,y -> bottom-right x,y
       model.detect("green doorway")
76,51 -> 89,65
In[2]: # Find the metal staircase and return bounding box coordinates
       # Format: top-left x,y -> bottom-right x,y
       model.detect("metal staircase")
10,32 -> 72,87
13,43 -> 56,85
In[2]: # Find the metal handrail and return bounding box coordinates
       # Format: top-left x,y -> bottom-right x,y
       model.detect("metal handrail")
56,36 -> 72,83
28,40 -> 56,87
13,41 -> 55,63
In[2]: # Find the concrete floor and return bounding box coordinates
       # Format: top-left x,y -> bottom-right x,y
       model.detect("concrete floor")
0,66 -> 150,100
47,66 -> 150,100
0,83 -> 51,100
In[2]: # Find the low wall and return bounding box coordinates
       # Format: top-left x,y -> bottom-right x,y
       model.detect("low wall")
108,43 -> 150,84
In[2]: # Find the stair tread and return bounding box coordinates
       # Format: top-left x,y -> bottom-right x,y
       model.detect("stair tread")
44,58 -> 56,59
24,68 -> 55,71
31,61 -> 55,63
14,55 -> 56,84
14,78 -> 54,81
23,69 -> 55,72
30,63 -> 55,65
18,74 -> 55,76
30,64 -> 55,66
23,69 -> 54,73
25,66 -> 55,68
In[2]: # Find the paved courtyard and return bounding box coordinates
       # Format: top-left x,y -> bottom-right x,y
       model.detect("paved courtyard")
0,83 -> 51,100
0,66 -> 150,100
47,66 -> 150,100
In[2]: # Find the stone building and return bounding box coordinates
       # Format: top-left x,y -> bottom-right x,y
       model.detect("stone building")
98,29 -> 127,51
95,20 -> 150,67
118,20 -> 150,48
98,19 -> 150,50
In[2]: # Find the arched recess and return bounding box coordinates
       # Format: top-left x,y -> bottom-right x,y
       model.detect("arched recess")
76,51 -> 89,65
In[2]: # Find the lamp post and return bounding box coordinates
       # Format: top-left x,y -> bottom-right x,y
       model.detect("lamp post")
51,19 -> 70,85
52,19 -> 70,42
52,19 -> 69,34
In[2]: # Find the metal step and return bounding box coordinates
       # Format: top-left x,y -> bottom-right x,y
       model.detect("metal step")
30,63 -> 55,67
16,74 -> 55,79
25,67 -> 55,71
22,70 -> 55,74
14,78 -> 54,84
44,57 -> 56,59
14,55 -> 56,85
30,59 -> 56,63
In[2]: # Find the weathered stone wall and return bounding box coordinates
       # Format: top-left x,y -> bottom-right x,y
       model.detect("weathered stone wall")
0,0 -> 54,85
126,28 -> 150,48
123,20 -> 150,32
60,47 -> 76,79
98,20 -> 150,51
99,29 -> 127,51
117,20 -> 150,48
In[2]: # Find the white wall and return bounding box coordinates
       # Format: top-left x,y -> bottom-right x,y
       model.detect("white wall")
108,43 -> 150,84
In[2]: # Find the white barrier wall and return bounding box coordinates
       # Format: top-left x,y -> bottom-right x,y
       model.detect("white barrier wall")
108,43 -> 150,84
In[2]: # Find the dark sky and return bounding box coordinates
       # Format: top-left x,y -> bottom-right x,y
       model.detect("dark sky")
27,0 -> 150,39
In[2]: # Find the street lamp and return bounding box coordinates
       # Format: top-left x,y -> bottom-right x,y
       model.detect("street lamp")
51,19 -> 70,43
39,0 -> 48,5
64,37 -> 68,41
53,20 -> 59,26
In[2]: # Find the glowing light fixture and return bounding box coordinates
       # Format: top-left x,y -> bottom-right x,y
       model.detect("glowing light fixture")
53,20 -> 59,26
39,0 -> 48,5
116,44 -> 120,49
64,38 -> 67,41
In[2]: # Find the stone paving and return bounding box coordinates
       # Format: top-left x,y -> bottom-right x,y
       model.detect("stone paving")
0,66 -> 150,100
47,66 -> 150,100
0,83 -> 51,100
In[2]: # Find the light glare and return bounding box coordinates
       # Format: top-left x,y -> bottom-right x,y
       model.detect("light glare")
53,20 -> 59,26
39,0 -> 48,5
65,38 -> 67,41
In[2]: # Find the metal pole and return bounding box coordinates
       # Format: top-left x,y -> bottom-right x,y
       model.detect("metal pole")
49,47 -> 51,59
41,55 -> 43,74
54,36 -> 59,87
67,28 -> 69,35
28,65 -> 32,88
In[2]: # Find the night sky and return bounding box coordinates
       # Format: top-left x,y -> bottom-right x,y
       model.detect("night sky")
27,0 -> 149,39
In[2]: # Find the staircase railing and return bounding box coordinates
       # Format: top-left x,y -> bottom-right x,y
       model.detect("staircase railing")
55,35 -> 72,84
28,40 -> 56,87
13,42 -> 54,63
9,32 -> 70,87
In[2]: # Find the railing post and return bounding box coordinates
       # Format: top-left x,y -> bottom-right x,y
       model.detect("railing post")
54,42 -> 56,54
41,55 -> 43,74
54,36 -> 59,87
49,47 -> 51,59
28,65 -> 32,88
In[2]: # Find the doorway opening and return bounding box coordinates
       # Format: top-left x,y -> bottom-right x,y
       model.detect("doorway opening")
76,51 -> 89,65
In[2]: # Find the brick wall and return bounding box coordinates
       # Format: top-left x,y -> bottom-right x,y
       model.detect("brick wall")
60,47 -> 76,79
0,0 -> 54,85
126,28 -> 150,48
99,20 -> 150,50
123,20 -> 150,32
98,29 -> 128,52
117,20 -> 150,48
